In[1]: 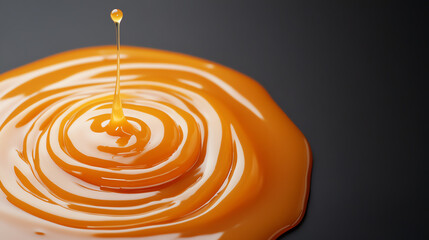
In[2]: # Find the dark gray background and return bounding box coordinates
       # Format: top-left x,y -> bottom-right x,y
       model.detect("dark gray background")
0,1 -> 426,239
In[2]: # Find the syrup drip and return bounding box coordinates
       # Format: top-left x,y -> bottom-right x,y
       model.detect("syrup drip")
0,9 -> 311,240
110,9 -> 125,124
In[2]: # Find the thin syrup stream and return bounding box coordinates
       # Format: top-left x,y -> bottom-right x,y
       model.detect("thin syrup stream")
110,9 -> 125,124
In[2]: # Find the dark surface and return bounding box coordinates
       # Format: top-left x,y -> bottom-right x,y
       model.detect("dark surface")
0,1 -> 426,239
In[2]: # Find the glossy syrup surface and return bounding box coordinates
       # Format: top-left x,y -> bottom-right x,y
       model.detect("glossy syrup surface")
0,46 -> 311,239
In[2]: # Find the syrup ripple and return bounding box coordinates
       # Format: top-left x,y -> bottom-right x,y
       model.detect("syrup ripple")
0,48 -> 261,234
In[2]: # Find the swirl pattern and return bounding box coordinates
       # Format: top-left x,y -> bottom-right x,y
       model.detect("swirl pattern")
0,46 -> 311,239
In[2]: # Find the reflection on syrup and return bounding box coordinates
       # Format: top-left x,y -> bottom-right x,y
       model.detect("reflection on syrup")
0,9 -> 311,240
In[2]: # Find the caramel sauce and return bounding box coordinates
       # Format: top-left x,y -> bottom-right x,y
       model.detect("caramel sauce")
0,9 -> 311,240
